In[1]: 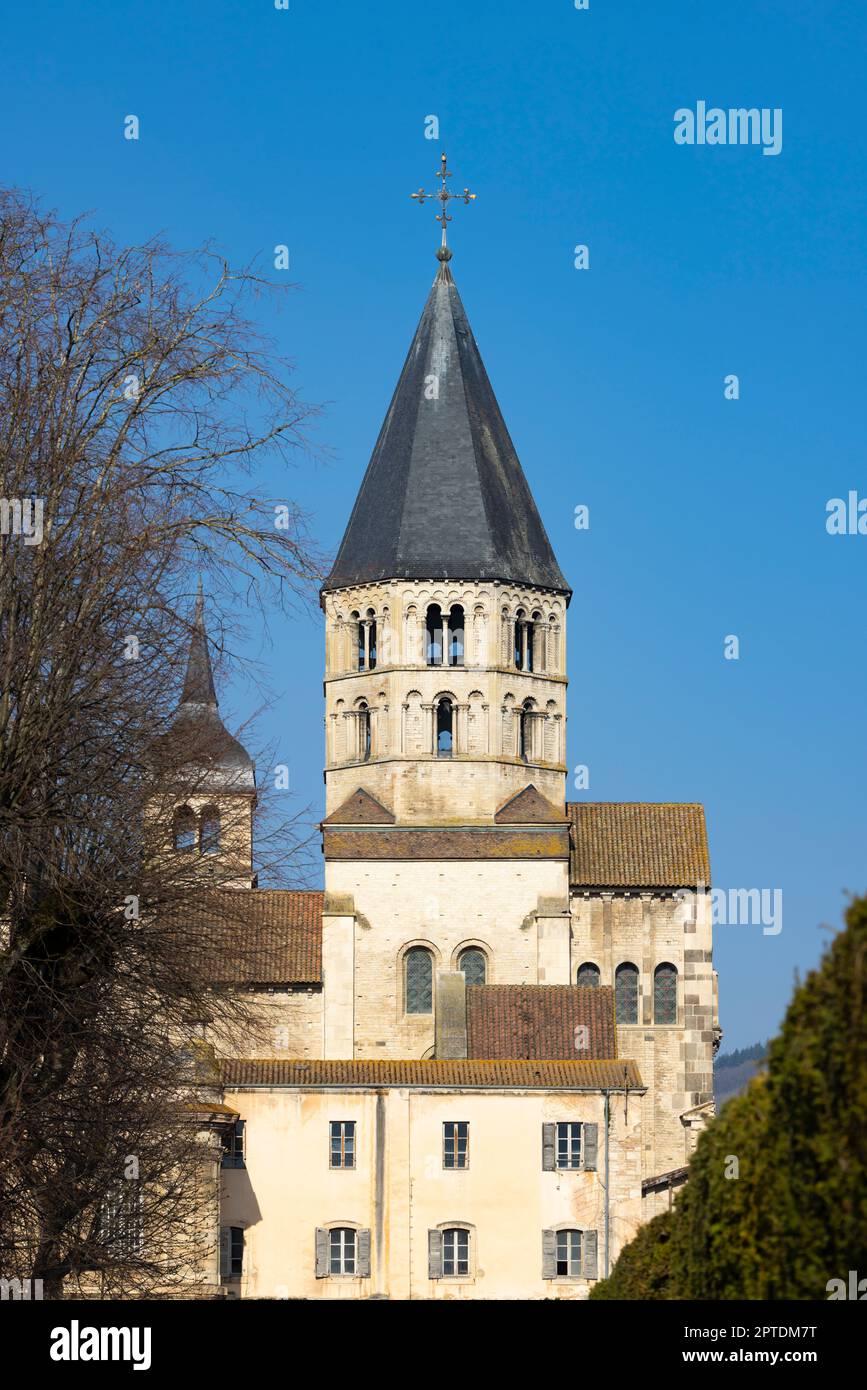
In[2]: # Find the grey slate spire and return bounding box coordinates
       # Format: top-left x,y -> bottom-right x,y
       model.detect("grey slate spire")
323,258 -> 570,596
181,581 -> 218,707
155,584 -> 255,792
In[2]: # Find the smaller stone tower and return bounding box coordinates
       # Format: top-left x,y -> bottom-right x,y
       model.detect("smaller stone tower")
152,587 -> 257,889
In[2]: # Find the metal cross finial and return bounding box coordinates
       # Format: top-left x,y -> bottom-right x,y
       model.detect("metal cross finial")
411,152 -> 476,258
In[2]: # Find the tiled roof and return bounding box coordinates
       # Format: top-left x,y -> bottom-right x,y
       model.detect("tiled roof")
494,784 -> 564,824
221,1058 -> 643,1090
181,889 -> 323,984
324,827 -> 569,861
567,802 -> 710,888
467,985 -> 616,1060
322,788 -> 395,825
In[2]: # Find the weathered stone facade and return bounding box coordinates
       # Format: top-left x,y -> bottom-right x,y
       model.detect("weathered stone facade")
323,579 -> 567,821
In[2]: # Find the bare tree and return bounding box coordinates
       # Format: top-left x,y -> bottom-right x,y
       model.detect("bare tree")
0,188 -> 322,1295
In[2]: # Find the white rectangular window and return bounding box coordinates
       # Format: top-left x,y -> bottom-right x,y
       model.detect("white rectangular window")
443,1121 -> 469,1169
556,1121 -> 582,1170
330,1120 -> 355,1168
330,1227 -> 356,1275
556,1229 -> 582,1277
442,1227 -> 470,1277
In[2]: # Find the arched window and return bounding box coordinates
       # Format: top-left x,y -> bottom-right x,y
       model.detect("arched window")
200,805 -> 221,856
366,609 -> 377,671
458,948 -> 486,987
448,605 -> 465,666
548,615 -> 560,672
576,962 -> 600,988
532,611 -> 545,671
351,611 -> 363,671
405,947 -> 433,1014
654,963 -> 678,1024
436,698 -> 453,757
426,605 -> 443,666
519,700 -> 534,761
357,701 -> 371,761
514,610 -> 535,671
615,963 -> 639,1024
514,609 -> 526,669
173,805 -> 196,853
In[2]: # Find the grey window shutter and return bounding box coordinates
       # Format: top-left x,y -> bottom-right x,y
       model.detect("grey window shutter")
428,1228 -> 442,1279
542,1122 -> 556,1171
541,1229 -> 557,1279
583,1229 -> 598,1279
219,1226 -> 230,1279
358,1228 -> 371,1278
315,1226 -> 329,1278
583,1122 -> 598,1171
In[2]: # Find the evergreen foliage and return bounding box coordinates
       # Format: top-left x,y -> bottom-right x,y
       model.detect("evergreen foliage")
593,895 -> 867,1300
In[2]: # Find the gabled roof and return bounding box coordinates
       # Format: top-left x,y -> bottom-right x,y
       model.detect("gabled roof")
322,787 -> 395,825
494,784 -> 564,824
568,802 -> 710,889
467,985 -> 617,1060
323,262 -> 570,596
221,1058 -> 643,1090
180,889 -> 323,985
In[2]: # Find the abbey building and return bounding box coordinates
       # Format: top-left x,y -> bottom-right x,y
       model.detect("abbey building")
173,241 -> 719,1300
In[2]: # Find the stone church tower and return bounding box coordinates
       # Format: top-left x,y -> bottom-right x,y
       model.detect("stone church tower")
319,247 -> 576,1062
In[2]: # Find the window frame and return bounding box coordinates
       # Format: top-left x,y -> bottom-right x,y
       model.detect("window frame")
329,1225 -> 357,1277
329,1119 -> 356,1169
654,961 -> 679,1025
576,961 -> 601,988
441,1226 -> 471,1278
615,961 -> 640,1025
443,1121 -> 469,1170
404,945 -> 434,1015
457,947 -> 487,987
555,1227 -> 583,1279
220,1225 -> 244,1280
556,1121 -> 582,1171
220,1118 -> 246,1170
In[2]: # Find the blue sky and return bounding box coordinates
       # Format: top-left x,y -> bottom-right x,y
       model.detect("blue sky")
3,0 -> 865,1050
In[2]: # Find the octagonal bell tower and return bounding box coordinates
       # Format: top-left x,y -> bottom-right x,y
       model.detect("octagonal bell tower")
321,245 -> 571,825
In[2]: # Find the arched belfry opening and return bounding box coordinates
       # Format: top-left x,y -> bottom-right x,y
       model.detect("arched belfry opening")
436,697 -> 453,757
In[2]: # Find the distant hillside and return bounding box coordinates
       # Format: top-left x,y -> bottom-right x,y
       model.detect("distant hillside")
714,1040 -> 769,1104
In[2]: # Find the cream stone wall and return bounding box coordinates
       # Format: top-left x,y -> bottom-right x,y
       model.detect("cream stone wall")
149,789 -> 256,890
323,858 -> 570,1058
570,889 -> 716,1176
220,1085 -> 644,1301
322,579 -> 568,821
205,988 -> 324,1061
